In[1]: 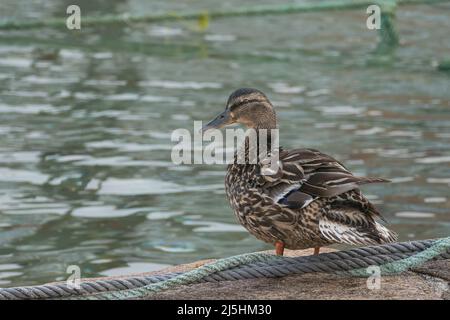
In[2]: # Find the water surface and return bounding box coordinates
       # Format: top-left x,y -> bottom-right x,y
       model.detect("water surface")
0,0 -> 449,286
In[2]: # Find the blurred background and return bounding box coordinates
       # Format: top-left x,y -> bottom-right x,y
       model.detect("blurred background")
0,0 -> 449,287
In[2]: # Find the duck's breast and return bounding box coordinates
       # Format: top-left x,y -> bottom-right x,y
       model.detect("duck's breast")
225,164 -> 262,218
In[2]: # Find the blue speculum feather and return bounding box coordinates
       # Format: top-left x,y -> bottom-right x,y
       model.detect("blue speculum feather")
277,189 -> 298,206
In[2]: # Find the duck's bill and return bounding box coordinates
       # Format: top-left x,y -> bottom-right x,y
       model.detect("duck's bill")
201,110 -> 230,133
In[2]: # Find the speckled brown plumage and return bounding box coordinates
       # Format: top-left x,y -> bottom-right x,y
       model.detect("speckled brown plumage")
203,88 -> 397,254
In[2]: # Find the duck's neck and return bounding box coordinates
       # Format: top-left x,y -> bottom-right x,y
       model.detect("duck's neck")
237,123 -> 279,165
252,108 -> 277,153
252,109 -> 278,131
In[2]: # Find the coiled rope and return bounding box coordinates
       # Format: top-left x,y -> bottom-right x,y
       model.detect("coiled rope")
0,237 -> 448,300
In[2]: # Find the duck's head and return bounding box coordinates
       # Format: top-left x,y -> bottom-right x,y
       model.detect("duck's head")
202,88 -> 277,132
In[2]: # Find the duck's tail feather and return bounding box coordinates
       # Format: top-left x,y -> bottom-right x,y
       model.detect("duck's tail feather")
319,219 -> 398,246
374,222 -> 398,243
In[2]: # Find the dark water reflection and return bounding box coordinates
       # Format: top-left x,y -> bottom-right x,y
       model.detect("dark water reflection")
0,1 -> 449,286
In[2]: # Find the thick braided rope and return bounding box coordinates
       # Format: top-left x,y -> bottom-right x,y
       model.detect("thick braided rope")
0,238 -> 448,300
349,236 -> 450,276
202,241 -> 450,281
57,238 -> 450,299
83,237 -> 450,299
2,240 -> 439,299
82,252 -> 276,300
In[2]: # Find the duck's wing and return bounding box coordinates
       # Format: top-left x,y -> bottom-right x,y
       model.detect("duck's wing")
261,148 -> 397,244
261,148 -> 389,210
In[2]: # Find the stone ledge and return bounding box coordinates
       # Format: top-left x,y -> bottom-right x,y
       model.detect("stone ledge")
76,247 -> 449,300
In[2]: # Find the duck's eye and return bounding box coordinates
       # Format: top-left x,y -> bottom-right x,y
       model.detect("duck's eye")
220,115 -> 225,119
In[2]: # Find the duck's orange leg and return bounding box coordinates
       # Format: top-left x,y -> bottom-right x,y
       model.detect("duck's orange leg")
275,241 -> 285,256
313,246 -> 320,255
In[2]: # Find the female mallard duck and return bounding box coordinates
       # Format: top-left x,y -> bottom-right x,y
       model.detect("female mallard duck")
202,88 -> 397,256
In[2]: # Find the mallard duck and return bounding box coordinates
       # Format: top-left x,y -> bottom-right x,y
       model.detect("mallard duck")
202,88 -> 397,255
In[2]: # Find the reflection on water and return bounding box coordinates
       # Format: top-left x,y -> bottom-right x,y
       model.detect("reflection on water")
0,0 -> 449,286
